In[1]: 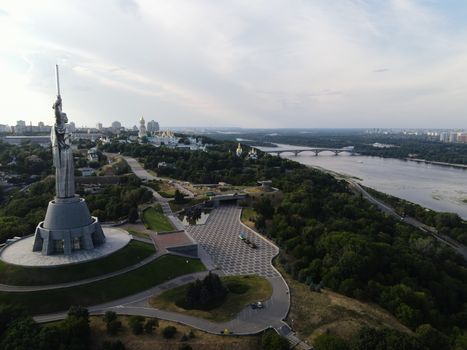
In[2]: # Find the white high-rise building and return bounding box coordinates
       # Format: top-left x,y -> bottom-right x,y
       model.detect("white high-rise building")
439,132 -> 449,142
449,132 -> 458,143
147,120 -> 159,133
138,116 -> 146,138
15,120 -> 26,135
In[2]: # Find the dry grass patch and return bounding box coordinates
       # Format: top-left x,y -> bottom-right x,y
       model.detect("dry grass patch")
240,207 -> 257,230
89,316 -> 260,350
159,182 -> 177,198
275,260 -> 411,344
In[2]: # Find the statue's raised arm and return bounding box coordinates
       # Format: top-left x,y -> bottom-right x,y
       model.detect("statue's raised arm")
53,95 -> 62,126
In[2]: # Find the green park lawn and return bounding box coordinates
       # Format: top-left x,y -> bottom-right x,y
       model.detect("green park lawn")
126,228 -> 151,239
0,255 -> 206,314
149,275 -> 272,322
0,240 -> 155,286
143,205 -> 174,232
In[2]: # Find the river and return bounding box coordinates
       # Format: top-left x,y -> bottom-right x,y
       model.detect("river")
258,144 -> 467,219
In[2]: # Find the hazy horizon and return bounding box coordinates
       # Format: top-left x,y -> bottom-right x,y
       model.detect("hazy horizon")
1,1 -> 467,129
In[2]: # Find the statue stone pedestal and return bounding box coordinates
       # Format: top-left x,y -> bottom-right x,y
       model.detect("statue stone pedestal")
33,196 -> 106,255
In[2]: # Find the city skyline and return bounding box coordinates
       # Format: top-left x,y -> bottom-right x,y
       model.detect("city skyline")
1,1 -> 467,128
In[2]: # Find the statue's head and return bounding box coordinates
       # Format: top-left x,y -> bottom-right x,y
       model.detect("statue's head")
61,112 -> 68,124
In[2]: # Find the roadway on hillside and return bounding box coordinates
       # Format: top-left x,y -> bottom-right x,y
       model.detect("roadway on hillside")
347,180 -> 467,260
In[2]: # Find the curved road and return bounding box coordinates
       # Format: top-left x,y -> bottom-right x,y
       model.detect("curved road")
32,156 -> 311,348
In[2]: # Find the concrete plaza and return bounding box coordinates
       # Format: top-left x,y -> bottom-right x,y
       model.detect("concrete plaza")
187,205 -> 279,278
0,228 -> 130,267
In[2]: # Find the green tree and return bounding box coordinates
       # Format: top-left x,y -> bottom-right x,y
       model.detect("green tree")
128,315 -> 144,335
102,340 -> 126,350
103,311 -> 117,324
261,330 -> 289,350
162,325 -> 177,339
174,189 -> 185,203
0,304 -> 27,336
144,318 -> 158,334
415,324 -> 451,350
0,317 -> 39,350
128,206 -> 139,223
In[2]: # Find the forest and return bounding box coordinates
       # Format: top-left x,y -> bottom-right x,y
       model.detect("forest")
206,130 -> 467,165
101,140 -> 302,185
0,141 -> 53,185
102,140 -> 467,347
2,138 -> 467,347
0,174 -> 151,243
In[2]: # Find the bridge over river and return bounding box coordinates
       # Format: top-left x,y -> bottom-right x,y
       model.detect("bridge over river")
259,147 -> 357,156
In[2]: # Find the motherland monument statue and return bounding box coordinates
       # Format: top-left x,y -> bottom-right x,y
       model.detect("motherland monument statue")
32,65 -> 106,255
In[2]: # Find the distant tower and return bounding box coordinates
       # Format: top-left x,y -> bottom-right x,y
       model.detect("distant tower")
139,116 -> 146,138
147,120 -> 159,133
236,143 -> 243,157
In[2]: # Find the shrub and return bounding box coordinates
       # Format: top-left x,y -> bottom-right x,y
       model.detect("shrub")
102,340 -> 126,350
144,319 -> 158,334
128,315 -> 144,335
261,330 -> 289,350
178,344 -> 192,350
226,282 -> 249,294
103,311 -> 117,324
107,320 -> 122,335
162,326 -> 177,339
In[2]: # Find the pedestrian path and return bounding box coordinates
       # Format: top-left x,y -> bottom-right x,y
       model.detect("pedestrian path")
187,206 -> 279,278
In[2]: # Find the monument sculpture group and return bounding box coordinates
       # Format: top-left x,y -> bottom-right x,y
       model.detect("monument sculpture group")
32,66 -> 106,255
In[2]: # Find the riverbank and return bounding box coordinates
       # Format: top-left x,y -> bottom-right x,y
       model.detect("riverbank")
406,158 -> 467,169
262,145 -> 467,219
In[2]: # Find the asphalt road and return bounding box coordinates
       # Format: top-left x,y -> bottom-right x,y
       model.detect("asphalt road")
31,155 -> 311,348
348,179 -> 467,260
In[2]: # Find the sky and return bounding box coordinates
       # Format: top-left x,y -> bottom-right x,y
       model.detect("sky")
0,0 -> 467,129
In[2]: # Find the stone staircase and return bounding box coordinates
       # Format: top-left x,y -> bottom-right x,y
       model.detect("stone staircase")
277,324 -> 313,350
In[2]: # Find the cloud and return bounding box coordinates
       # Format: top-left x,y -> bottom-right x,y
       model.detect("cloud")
373,68 -> 390,73
0,0 -> 466,128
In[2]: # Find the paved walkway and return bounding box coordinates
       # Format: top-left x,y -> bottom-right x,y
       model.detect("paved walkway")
187,206 -> 279,278
0,228 -> 130,267
32,156 -> 307,346
35,270 -> 289,335
127,157 -> 215,269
